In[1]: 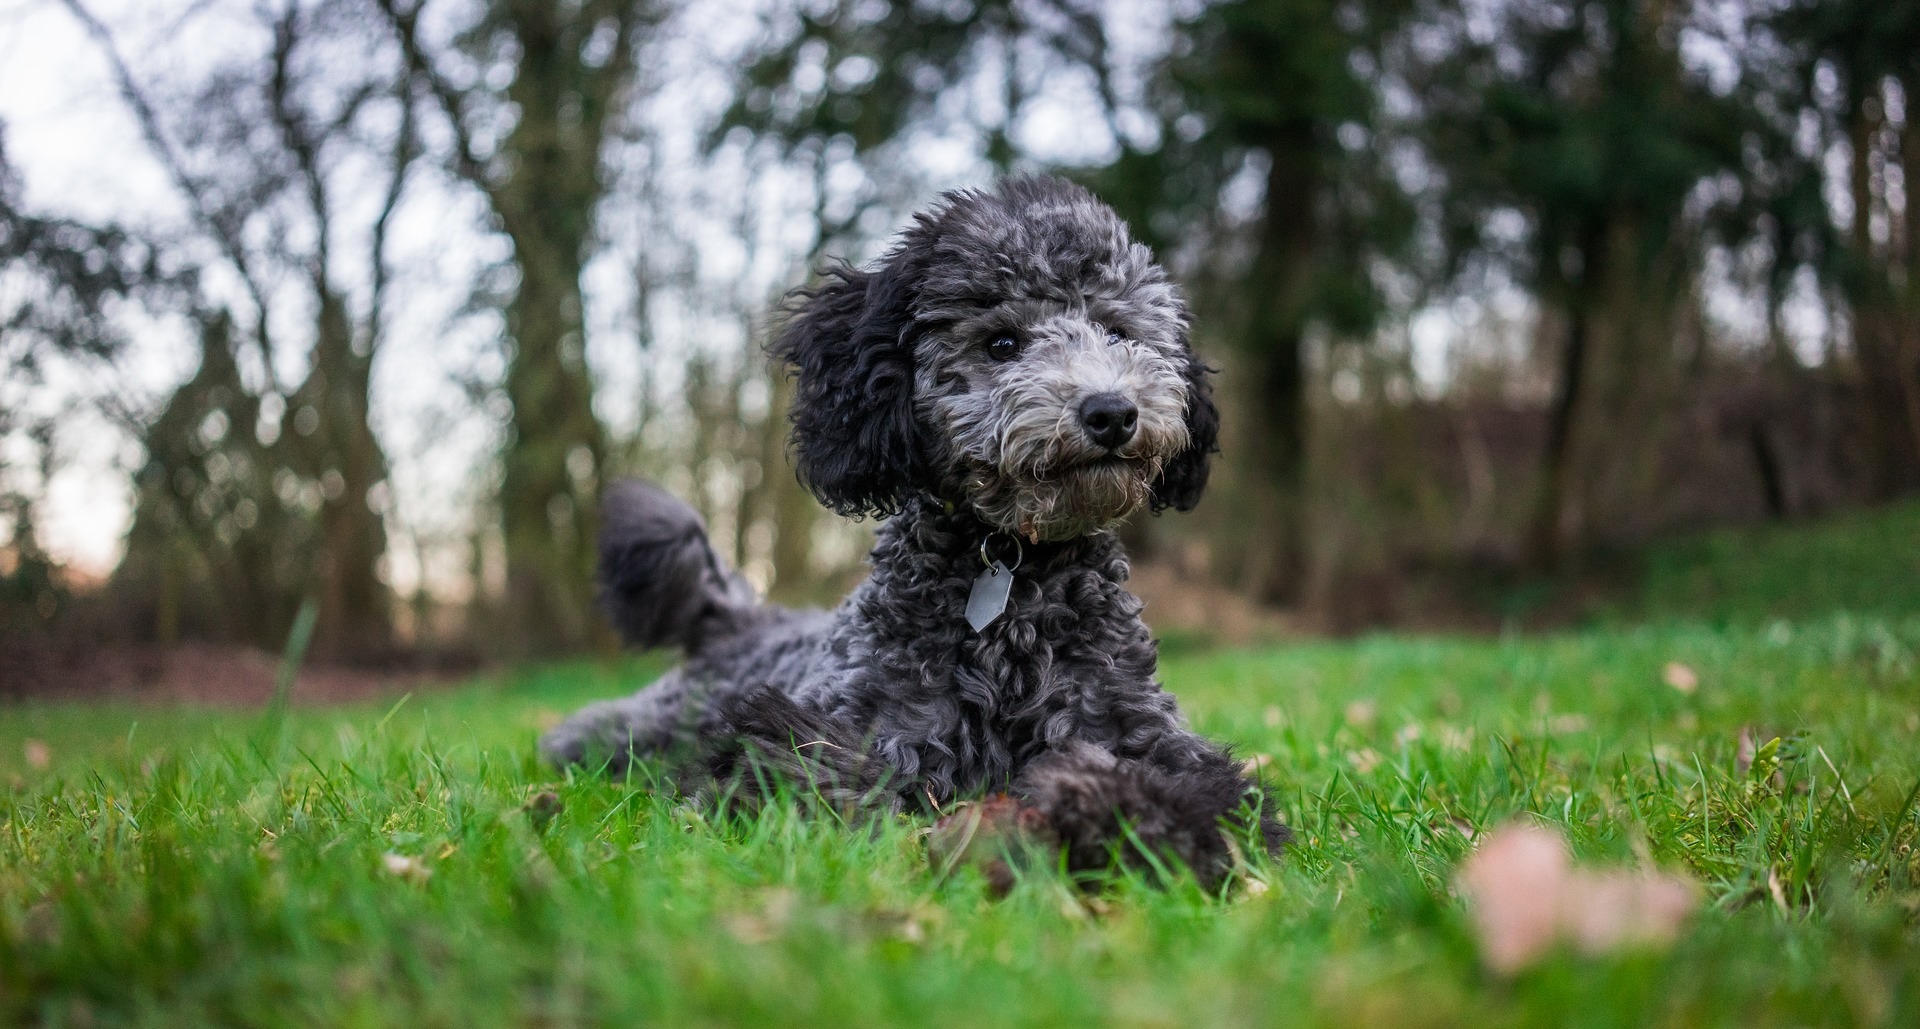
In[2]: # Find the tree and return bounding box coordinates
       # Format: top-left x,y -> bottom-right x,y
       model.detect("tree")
65,0 -> 421,657
0,132 -> 172,635
379,0 -> 657,656
726,0 -> 1420,603
1095,0 -> 1419,601
1765,0 -> 1920,499
1419,0 -> 1747,567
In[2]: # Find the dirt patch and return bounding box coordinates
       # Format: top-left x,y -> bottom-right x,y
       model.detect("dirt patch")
1,640 -> 467,707
1128,561 -> 1301,646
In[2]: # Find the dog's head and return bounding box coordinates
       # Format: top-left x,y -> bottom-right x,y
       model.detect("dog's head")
770,175 -> 1217,542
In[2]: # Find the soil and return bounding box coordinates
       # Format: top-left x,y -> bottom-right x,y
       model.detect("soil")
0,639 -> 465,707
1126,561 -> 1301,645
2,561 -> 1302,705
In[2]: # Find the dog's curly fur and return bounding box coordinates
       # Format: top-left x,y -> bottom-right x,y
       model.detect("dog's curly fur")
543,176 -> 1288,886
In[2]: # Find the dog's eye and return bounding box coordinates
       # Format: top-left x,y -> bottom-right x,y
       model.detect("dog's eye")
1105,329 -> 1125,345
987,336 -> 1020,361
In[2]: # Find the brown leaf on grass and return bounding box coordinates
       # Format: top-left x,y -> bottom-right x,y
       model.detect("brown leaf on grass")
1737,726 -> 1759,773
523,790 -> 564,834
23,739 -> 51,770
1455,824 -> 1698,974
1455,824 -> 1568,973
1344,699 -> 1378,730
925,795 -> 1050,896
380,852 -> 431,886
724,887 -> 798,944
1662,662 -> 1699,694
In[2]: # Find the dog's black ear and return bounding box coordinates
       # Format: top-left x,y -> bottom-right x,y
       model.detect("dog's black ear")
1150,347 -> 1219,512
769,256 -> 927,517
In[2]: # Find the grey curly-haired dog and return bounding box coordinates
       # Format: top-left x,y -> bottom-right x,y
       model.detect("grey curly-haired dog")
543,175 -> 1288,885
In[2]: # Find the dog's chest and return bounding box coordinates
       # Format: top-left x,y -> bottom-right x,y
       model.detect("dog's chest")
855,553 -> 1159,746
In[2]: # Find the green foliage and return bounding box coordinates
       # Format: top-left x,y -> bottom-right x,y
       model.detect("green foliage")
1419,0 -> 1748,294
1635,501 -> 1920,626
5,613 -> 1919,1024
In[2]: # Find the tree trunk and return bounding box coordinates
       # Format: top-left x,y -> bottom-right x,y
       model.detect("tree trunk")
1238,127 -> 1318,604
1847,102 -> 1920,499
481,1 -> 631,657
1529,300 -> 1590,571
297,291 -> 392,661
497,249 -> 604,656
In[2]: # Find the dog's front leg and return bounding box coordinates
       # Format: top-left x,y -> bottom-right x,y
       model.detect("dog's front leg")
1011,737 -> 1288,887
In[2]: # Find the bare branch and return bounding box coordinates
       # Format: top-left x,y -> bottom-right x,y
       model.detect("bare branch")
57,0 -> 282,390
371,0 -> 491,189
266,0 -> 332,288
365,81 -> 420,355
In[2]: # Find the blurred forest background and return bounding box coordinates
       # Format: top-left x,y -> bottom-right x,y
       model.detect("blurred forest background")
2,0 -> 1917,691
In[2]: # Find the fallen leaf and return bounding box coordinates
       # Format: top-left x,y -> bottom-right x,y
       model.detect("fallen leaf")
1768,866 -> 1790,914
23,740 -> 51,770
380,852 -> 431,886
1455,824 -> 1569,974
1240,753 -> 1274,776
1663,662 -> 1699,694
523,790 -> 564,833
1344,699 -> 1378,730
1437,725 -> 1475,752
1548,714 -> 1589,735
1455,823 -> 1698,974
925,795 -> 1049,896
1562,871 -> 1696,954
724,887 -> 797,944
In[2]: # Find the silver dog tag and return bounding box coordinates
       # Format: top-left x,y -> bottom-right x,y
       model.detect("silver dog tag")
966,560 -> 1014,632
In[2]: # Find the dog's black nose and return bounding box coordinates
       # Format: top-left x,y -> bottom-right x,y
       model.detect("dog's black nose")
1079,392 -> 1138,449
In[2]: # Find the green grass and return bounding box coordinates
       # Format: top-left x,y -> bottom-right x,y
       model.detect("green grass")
1633,500 -> 1920,625
4,513 -> 1920,1026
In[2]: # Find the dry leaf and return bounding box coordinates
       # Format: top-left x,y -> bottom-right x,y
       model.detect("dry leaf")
1768,867 -> 1790,914
23,739 -> 51,770
1562,872 -> 1696,954
523,790 -> 564,834
380,852 -> 431,886
1548,714 -> 1590,735
1455,823 -> 1697,974
1240,753 -> 1274,776
1456,825 -> 1569,973
724,887 -> 798,944
1344,699 -> 1378,729
925,795 -> 1048,896
1662,662 -> 1699,694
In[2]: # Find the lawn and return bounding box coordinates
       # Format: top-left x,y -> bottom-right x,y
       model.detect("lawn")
4,506 -> 1919,1027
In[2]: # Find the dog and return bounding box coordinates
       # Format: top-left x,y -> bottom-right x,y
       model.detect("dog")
542,175 -> 1288,886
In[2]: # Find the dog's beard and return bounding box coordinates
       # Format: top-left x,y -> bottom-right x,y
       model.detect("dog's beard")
968,456 -> 1162,542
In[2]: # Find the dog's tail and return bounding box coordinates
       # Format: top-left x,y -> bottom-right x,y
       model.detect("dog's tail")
597,479 -> 762,654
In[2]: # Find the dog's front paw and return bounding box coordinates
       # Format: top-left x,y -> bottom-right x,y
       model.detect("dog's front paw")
1012,741 -> 1284,888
